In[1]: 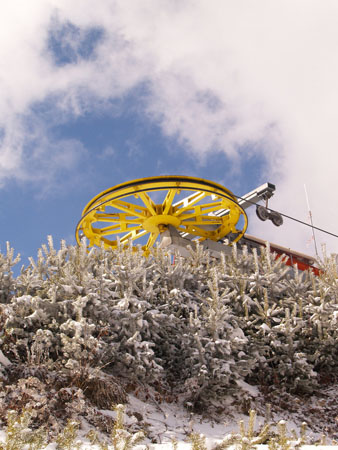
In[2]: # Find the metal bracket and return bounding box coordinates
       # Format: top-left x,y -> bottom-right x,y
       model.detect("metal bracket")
159,225 -> 232,258
237,182 -> 275,210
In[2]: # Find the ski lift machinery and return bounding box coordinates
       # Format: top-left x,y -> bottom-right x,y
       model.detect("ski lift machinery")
75,176 -> 319,274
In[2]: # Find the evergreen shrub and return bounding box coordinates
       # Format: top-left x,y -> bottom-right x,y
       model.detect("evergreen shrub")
0,237 -> 337,427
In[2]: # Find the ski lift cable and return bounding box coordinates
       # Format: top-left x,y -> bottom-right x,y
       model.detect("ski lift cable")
234,193 -> 338,240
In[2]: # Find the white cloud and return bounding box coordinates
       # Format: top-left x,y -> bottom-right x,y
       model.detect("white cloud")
99,145 -> 116,159
1,0 -> 338,255
110,0 -> 338,256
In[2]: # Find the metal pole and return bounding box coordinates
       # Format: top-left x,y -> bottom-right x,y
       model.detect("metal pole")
304,184 -> 319,258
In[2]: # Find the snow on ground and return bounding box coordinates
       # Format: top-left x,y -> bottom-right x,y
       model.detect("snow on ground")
123,390 -> 338,448
0,387 -> 337,448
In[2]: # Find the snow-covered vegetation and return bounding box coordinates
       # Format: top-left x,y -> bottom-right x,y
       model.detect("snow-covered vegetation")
0,238 -> 337,446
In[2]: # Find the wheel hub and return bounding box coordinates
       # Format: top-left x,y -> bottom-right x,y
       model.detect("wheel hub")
143,214 -> 181,233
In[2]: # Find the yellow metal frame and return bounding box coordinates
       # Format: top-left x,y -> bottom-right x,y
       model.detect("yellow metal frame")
75,176 -> 248,252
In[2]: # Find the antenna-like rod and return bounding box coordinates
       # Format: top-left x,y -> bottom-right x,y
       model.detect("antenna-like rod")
304,184 -> 319,258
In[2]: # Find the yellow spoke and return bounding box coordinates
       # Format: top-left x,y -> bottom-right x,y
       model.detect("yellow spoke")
177,225 -> 214,239
94,213 -> 142,225
94,225 -> 143,236
162,189 -> 176,214
173,191 -> 204,207
120,229 -> 148,243
199,201 -> 224,210
146,231 -> 159,248
108,200 -> 148,218
138,192 -> 157,215
177,207 -> 224,222
214,224 -> 234,240
173,192 -> 208,216
94,224 -> 121,233
101,237 -> 117,248
180,218 -> 223,226
179,211 -> 225,221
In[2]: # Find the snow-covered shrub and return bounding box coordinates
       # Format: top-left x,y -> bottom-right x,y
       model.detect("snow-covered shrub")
0,236 -> 337,420
0,360 -> 127,437
0,242 -> 19,305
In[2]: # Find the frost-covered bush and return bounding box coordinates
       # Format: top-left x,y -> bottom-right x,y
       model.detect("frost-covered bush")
0,237 -> 337,419
0,243 -> 19,305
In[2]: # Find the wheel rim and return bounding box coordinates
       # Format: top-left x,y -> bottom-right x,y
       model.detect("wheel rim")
76,176 -> 248,252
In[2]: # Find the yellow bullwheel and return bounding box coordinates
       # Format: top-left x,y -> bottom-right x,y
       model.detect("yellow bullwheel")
75,176 -> 248,253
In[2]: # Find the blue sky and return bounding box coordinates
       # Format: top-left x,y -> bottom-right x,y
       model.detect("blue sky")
2,106 -> 266,265
1,1 -> 338,268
